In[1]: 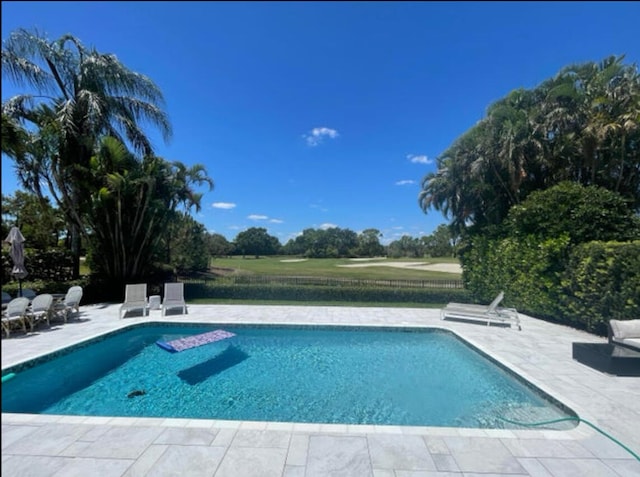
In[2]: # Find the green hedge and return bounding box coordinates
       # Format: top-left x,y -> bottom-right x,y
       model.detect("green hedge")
462,237 -> 640,335
560,241 -> 640,334
2,248 -> 74,283
462,233 -> 570,319
2,278 -> 86,298
184,282 -> 471,305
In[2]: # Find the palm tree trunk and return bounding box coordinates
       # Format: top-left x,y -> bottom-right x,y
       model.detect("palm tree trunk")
70,222 -> 81,279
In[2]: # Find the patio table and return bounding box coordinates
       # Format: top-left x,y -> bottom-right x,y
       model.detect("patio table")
572,342 -> 640,376
51,293 -> 66,302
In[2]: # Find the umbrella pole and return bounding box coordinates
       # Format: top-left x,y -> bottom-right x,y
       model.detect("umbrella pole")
18,278 -> 23,297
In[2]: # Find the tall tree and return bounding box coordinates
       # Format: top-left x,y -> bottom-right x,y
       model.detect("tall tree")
1,191 -> 65,249
168,213 -> 210,274
207,233 -> 234,258
234,227 -> 281,258
387,235 -> 425,258
2,28 -> 172,277
422,224 -> 457,258
420,55 -> 640,235
84,136 -> 212,282
357,228 -> 385,257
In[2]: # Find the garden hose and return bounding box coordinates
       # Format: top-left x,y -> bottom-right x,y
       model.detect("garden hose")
499,416 -> 640,462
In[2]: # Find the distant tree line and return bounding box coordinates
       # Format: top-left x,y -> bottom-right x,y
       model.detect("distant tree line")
2,196 -> 457,269
227,225 -> 457,259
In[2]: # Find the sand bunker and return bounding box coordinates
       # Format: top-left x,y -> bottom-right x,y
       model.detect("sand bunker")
338,261 -> 462,273
348,257 -> 387,262
280,259 -> 309,263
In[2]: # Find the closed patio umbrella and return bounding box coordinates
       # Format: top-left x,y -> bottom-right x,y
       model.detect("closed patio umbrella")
4,226 -> 28,297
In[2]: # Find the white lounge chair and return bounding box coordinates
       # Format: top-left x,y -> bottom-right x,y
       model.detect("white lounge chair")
162,282 -> 187,316
445,291 -> 505,313
441,291 -> 521,330
608,319 -> 640,351
26,293 -> 54,330
2,297 -> 30,337
53,286 -> 83,322
120,284 -> 148,319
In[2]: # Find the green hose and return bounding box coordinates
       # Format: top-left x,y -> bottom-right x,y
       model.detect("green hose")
499,416 -> 640,462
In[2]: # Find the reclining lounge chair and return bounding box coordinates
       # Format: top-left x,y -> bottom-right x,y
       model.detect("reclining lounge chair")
162,282 -> 187,316
119,284 -> 148,319
441,291 -> 521,330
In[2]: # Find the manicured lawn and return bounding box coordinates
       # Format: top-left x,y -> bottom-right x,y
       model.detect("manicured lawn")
209,256 -> 461,281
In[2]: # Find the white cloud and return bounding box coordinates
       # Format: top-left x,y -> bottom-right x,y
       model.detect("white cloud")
212,202 -> 236,209
320,222 -> 338,230
248,214 -> 268,220
269,218 -> 284,224
395,180 -> 415,186
304,127 -> 339,147
310,203 -> 329,212
407,154 -> 432,164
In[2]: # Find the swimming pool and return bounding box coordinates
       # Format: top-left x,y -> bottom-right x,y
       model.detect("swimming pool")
1,323 -> 576,429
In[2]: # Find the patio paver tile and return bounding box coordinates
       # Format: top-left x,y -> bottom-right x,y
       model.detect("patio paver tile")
367,434 -> 436,471
443,436 -> 527,474
306,435 -> 372,477
214,446 -> 287,477
144,445 -> 226,477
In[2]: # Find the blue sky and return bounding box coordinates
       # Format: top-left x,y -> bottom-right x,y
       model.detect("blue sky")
2,2 -> 639,245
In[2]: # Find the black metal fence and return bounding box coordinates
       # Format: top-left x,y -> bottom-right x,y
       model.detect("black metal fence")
182,275 -> 464,289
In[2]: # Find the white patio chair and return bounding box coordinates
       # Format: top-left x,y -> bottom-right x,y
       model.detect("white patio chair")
162,282 -> 187,316
53,286 -> 83,322
26,294 -> 54,330
2,297 -> 30,337
119,284 -> 148,319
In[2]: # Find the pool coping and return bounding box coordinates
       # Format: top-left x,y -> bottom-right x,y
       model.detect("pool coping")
1,311 -> 600,440
3,321 -> 583,431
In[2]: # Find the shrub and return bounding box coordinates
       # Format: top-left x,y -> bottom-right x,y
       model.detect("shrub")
560,241 -> 640,334
2,248 -> 74,283
184,282 -> 471,305
461,233 -> 570,318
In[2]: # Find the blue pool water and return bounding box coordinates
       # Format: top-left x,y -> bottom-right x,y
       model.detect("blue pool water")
1,324 -> 576,428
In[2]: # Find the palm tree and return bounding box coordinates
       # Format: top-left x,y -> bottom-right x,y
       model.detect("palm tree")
85,136 -> 213,282
160,161 -> 214,267
420,55 -> 640,235
1,113 -> 29,161
538,55 -> 639,197
2,28 -> 172,277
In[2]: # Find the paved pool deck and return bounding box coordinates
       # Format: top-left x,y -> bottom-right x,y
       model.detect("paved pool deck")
2,304 -> 639,476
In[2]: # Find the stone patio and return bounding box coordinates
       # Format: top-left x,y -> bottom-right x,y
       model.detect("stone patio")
2,303 -> 639,476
